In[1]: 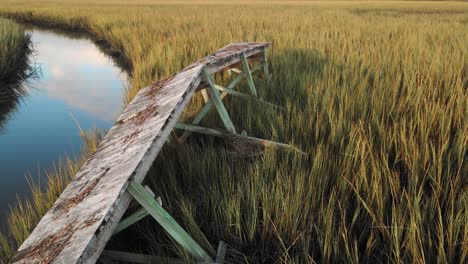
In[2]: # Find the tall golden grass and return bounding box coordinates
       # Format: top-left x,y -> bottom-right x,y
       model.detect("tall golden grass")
0,18 -> 33,128
0,18 -> 30,88
0,1 -> 467,263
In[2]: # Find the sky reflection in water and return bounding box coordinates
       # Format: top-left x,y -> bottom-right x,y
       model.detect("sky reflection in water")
0,28 -> 127,217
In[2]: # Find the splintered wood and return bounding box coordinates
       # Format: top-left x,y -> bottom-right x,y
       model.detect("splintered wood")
13,42 -> 269,264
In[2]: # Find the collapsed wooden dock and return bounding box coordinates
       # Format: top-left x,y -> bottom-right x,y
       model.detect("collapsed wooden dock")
12,42 -> 300,264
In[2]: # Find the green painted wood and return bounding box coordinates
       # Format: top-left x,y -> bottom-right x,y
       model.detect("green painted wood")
215,241 -> 227,264
180,63 -> 258,143
101,250 -> 185,264
215,84 -> 282,109
178,89 -> 229,143
127,181 -> 213,262
214,84 -> 249,98
178,99 -> 215,143
191,100 -> 215,125
113,207 -> 149,235
240,53 -> 258,97
204,69 -> 236,133
114,187 -> 160,235
175,123 -> 226,138
174,123 -> 305,154
227,71 -> 244,90
262,50 -> 272,81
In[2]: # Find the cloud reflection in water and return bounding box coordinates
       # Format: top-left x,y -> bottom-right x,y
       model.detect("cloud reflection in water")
0,28 -> 127,217
30,29 -> 127,121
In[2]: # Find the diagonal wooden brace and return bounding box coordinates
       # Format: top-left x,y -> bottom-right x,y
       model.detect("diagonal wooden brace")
203,68 -> 236,133
113,192 -> 162,235
213,84 -> 282,109
174,123 -> 305,154
127,181 -> 213,262
240,53 -> 258,97
215,241 -> 227,264
262,49 -> 272,81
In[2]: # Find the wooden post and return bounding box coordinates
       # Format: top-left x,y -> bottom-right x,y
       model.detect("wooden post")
240,53 -> 258,97
215,241 -> 227,264
262,49 -> 272,81
127,181 -> 213,262
203,68 -> 236,133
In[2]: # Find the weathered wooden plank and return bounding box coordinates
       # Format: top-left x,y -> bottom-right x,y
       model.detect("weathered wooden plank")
12,42 -> 271,264
185,42 -> 270,74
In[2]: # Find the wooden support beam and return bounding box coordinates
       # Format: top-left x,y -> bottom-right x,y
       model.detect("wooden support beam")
174,123 -> 304,154
178,90 -> 229,143
113,196 -> 163,236
215,241 -> 227,264
128,181 -> 213,262
182,61 -> 270,143
262,49 -> 272,81
203,69 -> 236,133
101,250 -> 185,264
113,207 -> 148,235
240,53 -> 258,97
98,255 -> 113,264
178,99 -> 215,143
214,84 -> 249,99
113,186 -> 160,235
213,84 -> 282,109
227,71 -> 244,89
182,60 -> 265,143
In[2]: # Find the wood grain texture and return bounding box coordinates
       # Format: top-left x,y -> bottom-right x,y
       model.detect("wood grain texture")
12,42 -> 269,264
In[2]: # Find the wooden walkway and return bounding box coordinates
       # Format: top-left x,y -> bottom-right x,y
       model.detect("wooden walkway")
12,42 -> 299,264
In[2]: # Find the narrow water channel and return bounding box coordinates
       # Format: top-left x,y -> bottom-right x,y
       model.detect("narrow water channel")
0,27 -> 127,218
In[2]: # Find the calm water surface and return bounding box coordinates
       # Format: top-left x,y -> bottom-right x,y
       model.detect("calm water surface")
0,28 -> 127,218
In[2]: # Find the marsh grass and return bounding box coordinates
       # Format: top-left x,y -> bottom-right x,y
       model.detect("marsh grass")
0,18 -> 31,92
0,18 -> 34,128
0,1 -> 467,263
0,129 -> 103,262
